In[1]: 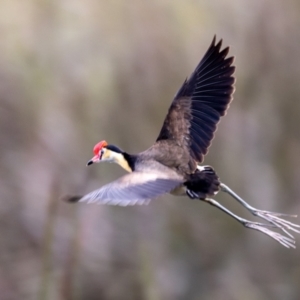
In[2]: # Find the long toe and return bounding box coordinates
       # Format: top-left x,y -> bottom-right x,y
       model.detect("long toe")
186,190 -> 197,199
253,210 -> 300,237
220,183 -> 300,245
245,222 -> 296,249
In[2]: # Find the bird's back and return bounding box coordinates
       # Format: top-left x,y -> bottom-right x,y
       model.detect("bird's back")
138,140 -> 195,177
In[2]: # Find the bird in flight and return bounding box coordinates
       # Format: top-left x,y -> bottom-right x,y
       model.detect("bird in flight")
66,36 -> 300,248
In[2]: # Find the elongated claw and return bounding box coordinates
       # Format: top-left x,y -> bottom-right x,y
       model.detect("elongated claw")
220,183 -> 300,247
245,223 -> 296,249
254,211 -> 300,235
201,198 -> 297,247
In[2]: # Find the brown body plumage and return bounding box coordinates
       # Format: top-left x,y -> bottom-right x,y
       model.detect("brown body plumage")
66,37 -> 300,248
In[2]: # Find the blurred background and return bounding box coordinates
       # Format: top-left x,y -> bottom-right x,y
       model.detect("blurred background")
1,0 -> 300,299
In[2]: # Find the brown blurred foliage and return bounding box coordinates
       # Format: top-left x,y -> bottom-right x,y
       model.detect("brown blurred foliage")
0,1 -> 300,299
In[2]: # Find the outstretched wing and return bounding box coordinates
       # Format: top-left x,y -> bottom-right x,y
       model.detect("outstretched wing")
67,172 -> 182,206
156,36 -> 235,163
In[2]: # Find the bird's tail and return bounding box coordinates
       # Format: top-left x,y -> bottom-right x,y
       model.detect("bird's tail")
185,165 -> 220,200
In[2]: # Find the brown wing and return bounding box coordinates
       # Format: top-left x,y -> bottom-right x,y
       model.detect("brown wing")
67,172 -> 182,206
156,36 -> 235,163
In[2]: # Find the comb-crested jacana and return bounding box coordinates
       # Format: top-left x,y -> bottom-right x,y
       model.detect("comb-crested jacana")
67,37 -> 300,248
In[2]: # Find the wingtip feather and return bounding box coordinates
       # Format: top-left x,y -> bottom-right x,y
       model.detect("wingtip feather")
62,195 -> 82,203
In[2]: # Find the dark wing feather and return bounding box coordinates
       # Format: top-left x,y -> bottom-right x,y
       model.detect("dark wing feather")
156,36 -> 235,163
69,172 -> 182,206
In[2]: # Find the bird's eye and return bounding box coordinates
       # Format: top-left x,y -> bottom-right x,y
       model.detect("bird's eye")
99,149 -> 104,159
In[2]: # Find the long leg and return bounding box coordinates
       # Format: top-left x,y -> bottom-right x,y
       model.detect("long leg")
204,197 -> 296,248
220,183 -> 300,239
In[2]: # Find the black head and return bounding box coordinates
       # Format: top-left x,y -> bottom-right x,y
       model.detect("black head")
106,144 -> 124,154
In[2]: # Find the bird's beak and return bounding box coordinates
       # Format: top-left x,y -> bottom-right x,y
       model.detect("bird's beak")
87,155 -> 100,166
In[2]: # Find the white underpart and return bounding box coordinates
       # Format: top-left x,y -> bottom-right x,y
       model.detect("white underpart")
197,165 -> 206,172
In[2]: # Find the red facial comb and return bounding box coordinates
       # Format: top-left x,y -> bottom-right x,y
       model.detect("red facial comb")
93,140 -> 108,155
